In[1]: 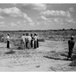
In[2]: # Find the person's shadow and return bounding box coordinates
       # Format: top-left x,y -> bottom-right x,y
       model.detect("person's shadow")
43,55 -> 67,61
69,54 -> 76,66
5,50 -> 15,54
43,51 -> 68,61
44,52 -> 76,66
60,53 -> 68,57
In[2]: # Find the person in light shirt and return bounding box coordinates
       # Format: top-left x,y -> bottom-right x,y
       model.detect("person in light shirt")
6,34 -> 10,49
21,34 -> 26,49
27,33 -> 32,49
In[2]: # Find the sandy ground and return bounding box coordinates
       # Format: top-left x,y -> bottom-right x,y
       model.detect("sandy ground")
0,40 -> 76,72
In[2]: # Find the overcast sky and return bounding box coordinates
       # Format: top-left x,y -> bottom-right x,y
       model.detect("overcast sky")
0,4 -> 76,30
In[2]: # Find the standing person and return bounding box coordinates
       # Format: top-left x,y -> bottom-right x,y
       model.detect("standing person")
37,35 -> 39,48
6,34 -> 10,49
21,34 -> 26,49
67,36 -> 75,60
25,33 -> 29,49
34,33 -> 38,49
30,34 -> 34,48
27,33 -> 32,49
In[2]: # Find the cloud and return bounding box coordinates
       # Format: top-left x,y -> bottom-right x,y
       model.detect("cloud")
17,21 -> 21,24
10,22 -> 17,26
39,8 -> 76,25
39,7 -> 75,25
0,21 -> 5,26
0,21 -> 5,24
69,7 -> 74,12
38,16 -> 53,23
66,18 -> 76,23
40,16 -> 48,20
40,10 -> 71,18
52,18 -> 66,24
23,3 -> 47,11
0,7 -> 22,17
17,21 -> 26,25
0,7 -> 35,26
23,20 -> 26,23
37,16 -> 53,25
24,14 -> 33,22
38,14 -> 76,26
10,21 -> 25,27
32,4 -> 47,11
0,16 -> 4,19
23,14 -> 35,26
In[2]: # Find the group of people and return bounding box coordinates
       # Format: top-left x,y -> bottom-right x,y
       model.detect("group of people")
6,33 -> 39,49
6,33 -> 76,61
21,33 -> 39,49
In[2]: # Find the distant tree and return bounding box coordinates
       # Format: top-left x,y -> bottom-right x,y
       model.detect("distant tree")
62,28 -> 65,31
70,28 -> 73,30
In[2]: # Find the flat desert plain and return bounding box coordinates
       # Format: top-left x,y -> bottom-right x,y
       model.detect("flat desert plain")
0,40 -> 76,71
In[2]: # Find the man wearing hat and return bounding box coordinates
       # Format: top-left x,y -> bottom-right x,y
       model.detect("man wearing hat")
67,36 -> 75,60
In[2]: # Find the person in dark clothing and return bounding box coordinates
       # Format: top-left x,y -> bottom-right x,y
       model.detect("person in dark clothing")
30,34 -> 34,48
37,39 -> 39,48
25,33 -> 29,49
34,34 -> 39,49
6,34 -> 10,49
67,36 -> 75,60
34,34 -> 36,49
7,41 -> 10,48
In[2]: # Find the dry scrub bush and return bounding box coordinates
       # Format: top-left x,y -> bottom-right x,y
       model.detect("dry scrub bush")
11,38 -> 22,46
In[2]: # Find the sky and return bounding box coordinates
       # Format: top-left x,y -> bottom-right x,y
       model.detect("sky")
0,3 -> 76,30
